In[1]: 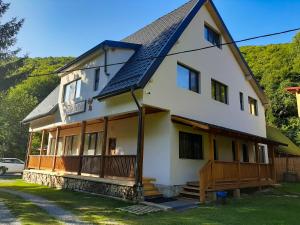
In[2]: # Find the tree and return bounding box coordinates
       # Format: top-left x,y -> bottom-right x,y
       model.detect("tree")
0,0 -> 24,60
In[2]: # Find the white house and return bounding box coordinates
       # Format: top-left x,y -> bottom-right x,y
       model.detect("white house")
22,0 -> 283,202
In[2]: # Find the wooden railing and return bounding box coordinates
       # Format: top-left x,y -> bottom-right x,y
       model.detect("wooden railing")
199,160 -> 273,203
27,155 -> 136,178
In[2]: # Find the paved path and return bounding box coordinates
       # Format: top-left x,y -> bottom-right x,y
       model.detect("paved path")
0,189 -> 86,225
0,201 -> 21,225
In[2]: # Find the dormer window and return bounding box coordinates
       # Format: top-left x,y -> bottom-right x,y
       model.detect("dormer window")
204,24 -> 221,48
63,79 -> 81,103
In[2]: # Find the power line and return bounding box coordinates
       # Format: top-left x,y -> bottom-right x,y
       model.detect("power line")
28,27 -> 300,78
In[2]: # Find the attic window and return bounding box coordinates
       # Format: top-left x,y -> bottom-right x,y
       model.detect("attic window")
204,24 -> 221,48
63,79 -> 81,103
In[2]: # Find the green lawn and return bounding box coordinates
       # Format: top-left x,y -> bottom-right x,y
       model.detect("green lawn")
1,180 -> 300,225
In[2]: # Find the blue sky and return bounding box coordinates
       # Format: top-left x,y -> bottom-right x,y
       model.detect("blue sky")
4,0 -> 300,57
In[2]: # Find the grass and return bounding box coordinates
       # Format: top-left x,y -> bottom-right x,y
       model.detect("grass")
0,191 -> 61,225
1,180 -> 300,224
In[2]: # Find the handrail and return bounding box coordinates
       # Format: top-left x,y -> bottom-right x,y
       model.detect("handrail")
199,160 -> 212,203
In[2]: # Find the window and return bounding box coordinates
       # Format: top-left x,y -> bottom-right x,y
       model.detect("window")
63,79 -> 81,103
108,138 -> 117,155
49,138 -> 56,155
179,132 -> 203,159
213,139 -> 218,160
239,92 -> 244,111
65,135 -> 79,156
232,141 -> 237,161
94,68 -> 100,91
258,145 -> 266,163
177,64 -> 200,93
84,133 -> 97,155
242,144 -> 249,162
204,24 -> 221,48
211,79 -> 228,104
49,138 -> 63,155
248,97 -> 258,116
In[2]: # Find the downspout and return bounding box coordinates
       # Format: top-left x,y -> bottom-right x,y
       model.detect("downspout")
102,46 -> 110,76
131,86 -> 144,201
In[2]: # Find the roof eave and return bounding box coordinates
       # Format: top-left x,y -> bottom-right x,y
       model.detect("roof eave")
22,105 -> 58,125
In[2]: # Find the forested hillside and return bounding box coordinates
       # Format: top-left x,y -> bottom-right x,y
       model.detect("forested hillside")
0,33 -> 299,159
0,57 -> 73,158
241,32 -> 300,146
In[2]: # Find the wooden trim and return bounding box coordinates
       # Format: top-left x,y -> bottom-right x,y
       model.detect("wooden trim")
25,132 -> 34,169
100,117 -> 108,178
135,106 -> 146,186
38,130 -> 45,170
77,121 -> 86,175
52,127 -> 61,171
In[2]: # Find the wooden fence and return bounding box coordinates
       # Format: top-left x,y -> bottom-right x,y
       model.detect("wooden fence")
274,157 -> 300,181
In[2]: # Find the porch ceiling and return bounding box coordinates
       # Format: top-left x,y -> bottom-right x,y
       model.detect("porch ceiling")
171,115 -> 287,146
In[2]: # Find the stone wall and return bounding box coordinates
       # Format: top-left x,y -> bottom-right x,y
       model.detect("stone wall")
23,170 -> 138,201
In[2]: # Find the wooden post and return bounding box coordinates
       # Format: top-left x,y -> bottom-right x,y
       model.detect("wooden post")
271,145 -> 277,182
135,106 -> 146,188
255,142 -> 261,189
100,117 -> 108,178
52,127 -> 61,171
25,132 -> 34,169
208,133 -> 215,188
38,130 -> 45,170
77,121 -> 86,175
236,141 -> 241,187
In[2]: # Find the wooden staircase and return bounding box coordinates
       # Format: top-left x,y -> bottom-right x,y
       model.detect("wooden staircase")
143,177 -> 162,198
180,181 -> 200,199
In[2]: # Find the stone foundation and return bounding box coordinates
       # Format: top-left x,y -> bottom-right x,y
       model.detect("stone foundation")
155,184 -> 184,197
23,170 -> 138,201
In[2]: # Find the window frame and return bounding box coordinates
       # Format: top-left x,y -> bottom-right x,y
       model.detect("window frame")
84,132 -> 99,155
64,135 -> 79,156
248,96 -> 258,116
239,92 -> 244,111
211,79 -> 228,104
204,24 -> 221,49
179,131 -> 203,160
177,63 -> 200,94
63,79 -> 82,103
94,68 -> 100,91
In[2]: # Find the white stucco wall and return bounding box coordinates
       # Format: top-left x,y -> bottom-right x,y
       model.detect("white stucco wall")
143,4 -> 267,138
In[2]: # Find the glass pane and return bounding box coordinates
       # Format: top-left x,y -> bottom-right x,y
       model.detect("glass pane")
65,137 -> 72,155
83,134 -> 89,155
190,71 -> 199,93
49,139 -> 56,155
95,132 -> 103,155
57,138 -> 64,156
75,80 -> 81,99
71,135 -> 79,155
177,65 -> 189,90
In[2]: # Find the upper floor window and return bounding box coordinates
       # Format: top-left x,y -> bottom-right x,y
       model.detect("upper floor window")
179,132 -> 203,160
204,24 -> 221,48
64,79 -> 81,103
94,68 -> 100,91
248,97 -> 258,116
177,64 -> 200,93
211,79 -> 228,104
239,92 -> 244,111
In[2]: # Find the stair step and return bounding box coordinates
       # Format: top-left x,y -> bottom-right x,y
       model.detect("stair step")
180,191 -> 200,197
143,177 -> 156,183
144,190 -> 162,197
186,181 -> 199,187
183,186 -> 199,191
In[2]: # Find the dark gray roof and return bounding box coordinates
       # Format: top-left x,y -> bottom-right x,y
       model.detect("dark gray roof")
22,85 -> 59,124
95,0 -> 205,99
56,40 -> 141,73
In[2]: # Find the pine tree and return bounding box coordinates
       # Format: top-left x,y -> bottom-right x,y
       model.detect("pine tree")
0,0 -> 24,60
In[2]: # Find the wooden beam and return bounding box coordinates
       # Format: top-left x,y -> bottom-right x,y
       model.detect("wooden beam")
236,141 -> 241,188
25,132 -> 34,169
77,121 -> 86,175
135,106 -> 146,187
38,130 -> 45,170
255,142 -> 261,189
100,117 -> 108,178
52,127 -> 60,171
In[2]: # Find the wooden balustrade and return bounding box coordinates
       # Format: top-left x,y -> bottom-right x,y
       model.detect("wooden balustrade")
27,154 -> 136,178
199,160 -> 274,203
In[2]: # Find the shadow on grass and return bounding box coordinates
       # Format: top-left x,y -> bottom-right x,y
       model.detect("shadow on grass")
0,191 -> 60,225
